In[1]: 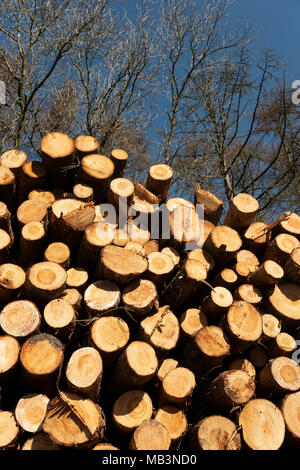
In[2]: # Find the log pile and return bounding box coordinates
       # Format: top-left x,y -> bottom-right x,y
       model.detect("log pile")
0,131 -> 300,451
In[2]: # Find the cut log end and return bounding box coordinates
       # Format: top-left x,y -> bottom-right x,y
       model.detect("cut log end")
130,419 -> 171,450
0,411 -> 19,449
112,390 -> 153,434
189,415 -> 241,450
84,280 -> 120,316
0,300 -> 40,339
15,393 -> 50,433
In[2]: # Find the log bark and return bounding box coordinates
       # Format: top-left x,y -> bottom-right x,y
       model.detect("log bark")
248,346 -> 268,369
224,301 -> 262,353
20,222 -> 46,267
239,399 -> 285,450
66,347 -> 103,401
205,370 -> 255,410
44,242 -> 70,269
249,260 -> 284,289
258,357 -> 300,397
0,300 -> 41,341
77,221 -> 115,271
110,148 -> 128,179
0,165 -> 16,212
228,358 -> 256,378
213,268 -> 238,292
145,164 -> 173,202
0,263 -> 26,307
21,432 -> 60,450
78,154 -> 114,202
84,280 -> 121,317
189,416 -> 241,450
223,193 -> 259,230
129,419 -> 171,450
19,161 -> 48,202
154,405 -> 187,448
112,390 -> 153,434
41,132 -> 75,186
0,202 -> 13,241
43,298 -> 76,342
201,286 -> 233,323
25,261 -> 67,307
74,135 -> 99,160
0,411 -> 19,450
15,393 -> 50,433
194,185 -> 224,225
122,279 -> 158,318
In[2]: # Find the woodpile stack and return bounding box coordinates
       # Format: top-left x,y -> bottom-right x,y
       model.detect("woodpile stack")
0,131 -> 300,451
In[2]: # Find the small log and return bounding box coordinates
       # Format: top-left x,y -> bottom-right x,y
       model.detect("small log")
204,225 -> 242,266
78,154 -> 114,202
194,185 -> 224,225
43,391 -> 106,448
97,245 -> 148,285
19,161 -> 48,202
28,189 -> 55,209
264,283 -> 300,329
236,249 -> 259,273
157,359 -> 179,382
0,165 -> 16,212
41,132 -> 75,186
20,222 -> 46,267
201,286 -> 233,323
0,263 -> 25,307
107,177 -> 134,210
0,300 -> 41,341
44,242 -> 70,269
162,259 -> 207,310
233,262 -> 251,285
188,248 -> 215,273
223,193 -> 259,230
113,228 -> 130,247
145,164 -> 173,202
248,346 -> 268,369
161,247 -> 180,267
129,419 -> 171,450
224,301 -> 262,353
146,252 -> 174,287
154,405 -> 187,448
0,411 -> 19,450
243,221 -> 269,257
249,260 -> 284,289
281,391 -> 300,446
21,432 -> 60,450
124,241 -> 145,255
122,279 -> 158,318
110,341 -> 158,394
84,280 -> 121,317
189,416 -> 241,450
233,283 -> 262,305
0,202 -> 13,240
110,148 -> 128,178
74,135 -> 99,160
43,299 -> 76,342
77,222 -> 115,271
66,267 -> 88,294
138,306 -> 180,358
0,149 -> 27,187
0,335 -> 20,386
274,212 -> 300,239
112,390 -> 153,434
89,316 -> 130,370
25,261 -> 67,306
213,268 -> 238,292
15,393 -> 50,433
229,358 -> 256,378
73,183 -> 94,202
205,370 -> 255,410
182,326 -> 230,374
0,229 -> 12,264
17,199 -> 48,228
262,313 -> 281,340
56,288 -> 82,312
239,399 -> 285,450
284,247 -> 300,284
258,357 -> 300,397
66,347 -> 103,401
269,332 -> 297,358
20,333 -> 64,396
264,233 -> 300,266
179,308 -> 208,345
160,367 -> 196,408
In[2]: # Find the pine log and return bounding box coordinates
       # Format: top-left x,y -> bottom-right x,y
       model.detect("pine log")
194,185 -> 224,225
224,301 -> 262,353
110,341 -> 158,394
43,391 -> 106,448
73,183 -> 94,202
264,233 -> 300,266
274,212 -> 300,239
281,391 -> 300,446
182,326 -> 230,374
97,245 -> 148,285
223,193 -> 259,230
145,164 -> 173,202
17,199 -> 48,228
201,286 -> 233,323
122,279 -> 158,318
0,229 -> 12,264
77,221 -> 115,271
179,308 -> 208,345
78,154 -> 114,202
43,299 -> 76,342
107,177 -> 134,211
189,416 -> 241,450
264,283 -> 300,329
129,419 -> 171,450
155,405 -> 187,447
56,288 -> 82,313
233,262 -> 251,285
233,283 -> 262,305
228,358 -> 256,378
20,222 -> 46,267
89,316 -> 130,370
112,390 -> 153,434
284,247 -> 300,284
110,149 -> 128,178
249,260 -> 284,289
20,333 -> 64,396
0,165 -> 16,212
0,149 -> 27,187
159,367 -> 195,408
28,189 -> 55,209
75,135 -> 99,160
157,359 -> 179,382
19,161 -> 48,202
66,347 -> 103,401
205,370 -> 255,410
0,300 -> 41,341
161,247 -> 180,267
239,399 -> 285,450
21,432 -> 60,450
188,248 -> 215,273
0,411 -> 19,450
138,306 -> 180,358
41,132 -> 75,186
167,198 -> 201,247
258,357 -> 300,397
25,261 -> 67,306
15,393 -> 50,433
262,313 -> 281,340
66,267 -> 89,294
269,332 -> 297,358
236,249 -> 260,273
84,280 -> 121,317
0,335 -> 20,386
243,221 -> 269,257
0,263 -> 26,307
213,268 -> 238,292
146,252 -> 175,287
204,225 -> 242,266
44,242 -> 70,269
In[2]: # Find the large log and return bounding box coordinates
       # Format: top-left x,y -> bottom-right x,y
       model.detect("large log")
243,221 -> 268,257
74,135 -> 99,160
15,393 -> 50,433
258,357 -> 300,397
224,301 -> 262,353
112,390 -> 153,434
204,225 -> 242,266
0,335 -> 20,386
0,300 -> 41,341
0,149 -> 27,187
159,367 -> 196,408
189,416 -> 241,450
78,154 -> 114,202
19,161 -> 48,202
264,283 -> 300,329
44,242 -> 70,269
28,189 -> 55,209
179,308 -> 208,345
281,391 -> 300,446
66,347 -> 103,401
205,370 -> 255,410
84,280 -> 120,317
41,132 -> 75,186
77,221 -> 115,271
146,164 -> 173,202
110,149 -> 128,178
201,286 -> 233,323
284,247 -> 300,284
122,279 -> 158,318
223,193 -> 259,230
25,261 -> 67,307
21,432 -> 60,450
155,405 -> 187,448
129,419 -> 171,450
17,199 -> 48,228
